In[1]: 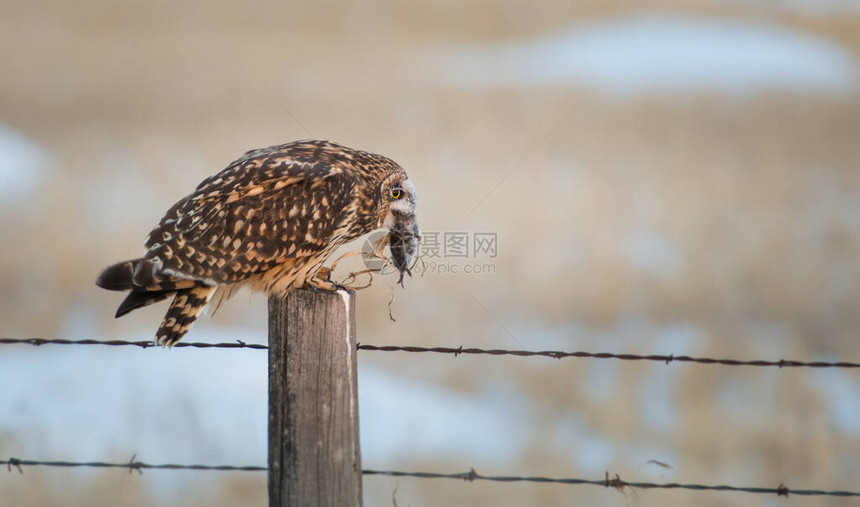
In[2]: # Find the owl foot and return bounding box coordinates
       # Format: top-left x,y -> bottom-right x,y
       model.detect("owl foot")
305,267 -> 347,292
303,279 -> 340,292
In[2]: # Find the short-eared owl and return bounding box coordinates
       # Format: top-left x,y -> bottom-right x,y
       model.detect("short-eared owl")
96,140 -> 420,346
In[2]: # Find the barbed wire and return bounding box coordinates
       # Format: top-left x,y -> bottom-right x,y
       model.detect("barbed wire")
1,337 -> 857,369
356,344 -> 860,368
0,337 -> 267,350
364,469 -> 859,498
1,338 -> 856,499
0,456 -> 264,474
1,458 -> 857,498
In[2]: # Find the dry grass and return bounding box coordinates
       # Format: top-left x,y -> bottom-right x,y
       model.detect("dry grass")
0,0 -> 858,505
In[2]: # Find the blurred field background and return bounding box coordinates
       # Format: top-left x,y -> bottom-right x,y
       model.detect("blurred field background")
1,1 -> 859,506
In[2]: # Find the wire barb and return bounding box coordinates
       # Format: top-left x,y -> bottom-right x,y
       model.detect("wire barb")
605,471 -> 625,492
6,457 -> 23,474
127,454 -> 143,475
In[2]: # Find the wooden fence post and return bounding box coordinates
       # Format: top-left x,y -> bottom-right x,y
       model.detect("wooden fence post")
268,289 -> 362,507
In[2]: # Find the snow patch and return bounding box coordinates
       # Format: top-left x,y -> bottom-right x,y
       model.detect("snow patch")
434,15 -> 859,96
0,124 -> 49,202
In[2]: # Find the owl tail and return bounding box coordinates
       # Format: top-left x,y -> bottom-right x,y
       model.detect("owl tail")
115,289 -> 175,318
97,258 -> 204,322
155,286 -> 215,347
96,259 -> 142,291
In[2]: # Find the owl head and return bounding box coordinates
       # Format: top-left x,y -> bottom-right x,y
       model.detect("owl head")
378,176 -> 418,229
378,173 -> 420,276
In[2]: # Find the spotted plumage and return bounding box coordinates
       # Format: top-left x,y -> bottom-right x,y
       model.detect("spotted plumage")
97,140 -> 420,346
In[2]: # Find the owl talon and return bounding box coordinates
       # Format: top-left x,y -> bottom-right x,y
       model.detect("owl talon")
310,266 -> 350,291
304,273 -> 340,292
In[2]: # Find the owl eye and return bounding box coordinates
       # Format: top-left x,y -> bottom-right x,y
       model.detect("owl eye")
389,187 -> 402,200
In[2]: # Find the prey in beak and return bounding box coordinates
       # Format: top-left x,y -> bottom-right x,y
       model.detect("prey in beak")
388,217 -> 421,286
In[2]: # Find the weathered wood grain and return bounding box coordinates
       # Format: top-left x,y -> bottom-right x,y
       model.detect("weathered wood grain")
268,289 -> 361,507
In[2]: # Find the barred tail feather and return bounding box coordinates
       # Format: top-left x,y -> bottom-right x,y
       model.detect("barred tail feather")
156,286 -> 215,347
115,289 -> 175,318
97,258 -> 199,293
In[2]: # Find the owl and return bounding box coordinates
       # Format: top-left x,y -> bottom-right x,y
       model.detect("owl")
96,140 -> 420,346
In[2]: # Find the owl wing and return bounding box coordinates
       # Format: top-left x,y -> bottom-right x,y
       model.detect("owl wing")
142,153 -> 358,286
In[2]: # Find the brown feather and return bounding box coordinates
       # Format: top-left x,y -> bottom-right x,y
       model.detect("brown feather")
156,286 -> 215,346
